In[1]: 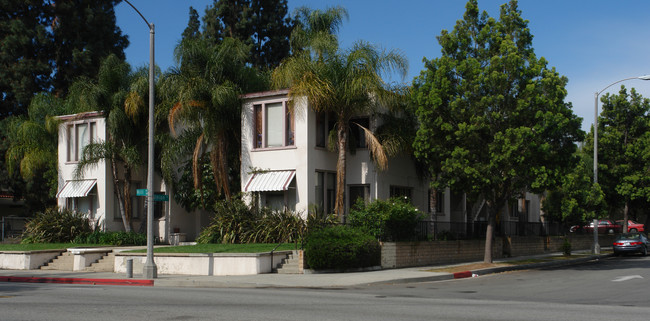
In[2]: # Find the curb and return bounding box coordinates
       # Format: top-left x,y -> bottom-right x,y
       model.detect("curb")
454,254 -> 612,280
0,276 -> 153,286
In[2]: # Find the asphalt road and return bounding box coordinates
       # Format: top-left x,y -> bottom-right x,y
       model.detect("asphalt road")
1,255 -> 649,321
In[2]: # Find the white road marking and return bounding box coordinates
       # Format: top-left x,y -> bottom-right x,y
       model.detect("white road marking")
612,275 -> 644,282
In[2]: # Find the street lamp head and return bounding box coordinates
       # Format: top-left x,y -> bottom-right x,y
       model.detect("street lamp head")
638,75 -> 650,81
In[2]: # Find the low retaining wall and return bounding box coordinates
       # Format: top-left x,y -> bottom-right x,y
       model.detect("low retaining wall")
68,248 -> 111,271
114,251 -> 292,276
381,235 -> 616,269
0,250 -> 63,270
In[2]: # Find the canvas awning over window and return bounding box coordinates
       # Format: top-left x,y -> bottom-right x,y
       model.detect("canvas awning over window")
56,180 -> 97,198
244,170 -> 295,192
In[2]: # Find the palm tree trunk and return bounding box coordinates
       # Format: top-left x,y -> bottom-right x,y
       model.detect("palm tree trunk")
111,159 -> 132,233
334,121 -> 348,222
123,165 -> 134,232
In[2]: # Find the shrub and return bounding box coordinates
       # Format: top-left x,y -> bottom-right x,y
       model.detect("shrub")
348,197 -> 424,241
21,207 -> 92,244
304,225 -> 380,270
562,238 -> 572,256
73,230 -> 147,245
197,197 -> 310,244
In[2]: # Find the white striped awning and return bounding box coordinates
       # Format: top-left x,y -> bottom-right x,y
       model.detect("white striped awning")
244,170 -> 296,192
56,180 -> 97,198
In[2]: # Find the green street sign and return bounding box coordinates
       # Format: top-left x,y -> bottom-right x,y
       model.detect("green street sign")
136,189 -> 148,196
154,194 -> 169,202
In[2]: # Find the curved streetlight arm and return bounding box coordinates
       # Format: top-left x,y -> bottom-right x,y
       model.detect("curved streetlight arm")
597,75 -> 650,96
123,0 -> 152,29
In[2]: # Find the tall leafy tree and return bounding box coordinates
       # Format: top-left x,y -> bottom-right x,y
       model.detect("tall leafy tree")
50,0 -> 129,97
72,55 -> 149,232
273,6 -> 407,220
412,0 -> 583,262
585,87 -> 650,232
0,0 -> 128,117
164,37 -> 265,203
0,0 -> 52,117
202,0 -> 293,70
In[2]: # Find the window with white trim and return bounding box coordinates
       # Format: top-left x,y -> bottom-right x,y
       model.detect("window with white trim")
66,121 -> 96,162
253,100 -> 294,149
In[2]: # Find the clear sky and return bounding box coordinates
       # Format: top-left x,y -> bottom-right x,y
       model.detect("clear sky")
115,0 -> 650,133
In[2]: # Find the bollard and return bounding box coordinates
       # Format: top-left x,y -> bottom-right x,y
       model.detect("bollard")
126,258 -> 133,278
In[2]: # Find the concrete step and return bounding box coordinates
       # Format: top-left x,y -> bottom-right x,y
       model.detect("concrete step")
85,253 -> 115,272
40,252 -> 73,271
275,251 -> 304,274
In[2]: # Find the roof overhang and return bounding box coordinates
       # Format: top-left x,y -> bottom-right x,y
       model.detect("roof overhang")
244,170 -> 296,192
56,180 -> 97,198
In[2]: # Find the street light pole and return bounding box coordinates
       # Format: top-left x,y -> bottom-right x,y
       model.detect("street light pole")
123,0 -> 157,279
594,75 -> 650,184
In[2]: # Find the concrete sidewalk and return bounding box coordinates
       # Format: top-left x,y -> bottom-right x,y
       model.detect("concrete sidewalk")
0,252 -> 611,288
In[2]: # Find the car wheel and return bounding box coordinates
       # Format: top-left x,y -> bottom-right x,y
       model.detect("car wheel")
630,228 -> 638,233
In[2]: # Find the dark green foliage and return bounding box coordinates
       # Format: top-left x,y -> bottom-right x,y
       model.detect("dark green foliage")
73,230 -> 146,246
562,238 -> 572,256
0,0 -> 52,117
21,207 -> 92,244
348,197 -> 424,241
0,0 -> 127,117
201,0 -> 293,70
304,225 -> 380,270
196,197 -> 308,244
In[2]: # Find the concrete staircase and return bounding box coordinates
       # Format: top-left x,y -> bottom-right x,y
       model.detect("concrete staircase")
276,251 -> 304,274
85,252 -> 115,272
40,251 -> 73,271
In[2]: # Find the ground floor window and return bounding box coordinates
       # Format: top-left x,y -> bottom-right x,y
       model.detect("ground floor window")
390,185 -> 412,201
66,195 -> 96,219
315,171 -> 336,214
348,184 -> 370,209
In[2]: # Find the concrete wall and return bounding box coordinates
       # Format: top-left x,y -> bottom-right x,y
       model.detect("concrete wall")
0,250 -> 63,270
114,251 -> 291,276
381,235 -> 615,269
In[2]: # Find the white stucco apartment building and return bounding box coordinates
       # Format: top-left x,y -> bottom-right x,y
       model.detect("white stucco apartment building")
56,111 -> 206,242
239,89 -> 431,219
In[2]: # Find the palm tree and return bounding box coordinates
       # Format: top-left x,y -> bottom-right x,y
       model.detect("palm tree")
272,7 -> 408,219
163,37 -> 265,202
71,54 -> 149,232
5,93 -> 70,211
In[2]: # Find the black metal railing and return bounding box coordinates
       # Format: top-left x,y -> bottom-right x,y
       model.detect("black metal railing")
413,220 -> 569,241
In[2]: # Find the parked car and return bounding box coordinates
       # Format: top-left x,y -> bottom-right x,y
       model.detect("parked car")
582,219 -> 622,234
613,232 -> 650,256
616,220 -> 645,233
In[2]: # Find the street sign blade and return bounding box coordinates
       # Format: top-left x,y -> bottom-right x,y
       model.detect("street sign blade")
136,189 -> 148,196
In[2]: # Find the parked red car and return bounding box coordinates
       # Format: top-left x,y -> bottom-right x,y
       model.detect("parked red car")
582,219 -> 622,234
616,220 -> 645,233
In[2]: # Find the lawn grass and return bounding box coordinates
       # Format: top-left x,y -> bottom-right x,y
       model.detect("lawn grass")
0,242 -> 301,253
0,243 -> 106,251
124,243 -> 300,254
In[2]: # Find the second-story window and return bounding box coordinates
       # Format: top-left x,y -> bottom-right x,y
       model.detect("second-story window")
67,121 -> 96,162
253,100 -> 294,149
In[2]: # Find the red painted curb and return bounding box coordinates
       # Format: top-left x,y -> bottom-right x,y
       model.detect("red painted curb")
0,276 -> 153,286
453,271 -> 472,279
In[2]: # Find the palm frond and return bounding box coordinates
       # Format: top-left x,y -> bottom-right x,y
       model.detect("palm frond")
353,122 -> 388,171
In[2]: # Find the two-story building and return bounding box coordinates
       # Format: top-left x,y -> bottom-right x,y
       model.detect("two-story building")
55,111 -> 205,242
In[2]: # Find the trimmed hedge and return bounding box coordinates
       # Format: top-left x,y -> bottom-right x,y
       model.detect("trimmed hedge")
304,225 -> 380,270
73,230 -> 147,246
348,197 -> 424,241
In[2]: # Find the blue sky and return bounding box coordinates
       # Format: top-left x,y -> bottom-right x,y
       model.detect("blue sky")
115,0 -> 650,133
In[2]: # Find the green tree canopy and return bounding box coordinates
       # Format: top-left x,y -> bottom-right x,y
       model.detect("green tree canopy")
202,0 -> 293,70
584,87 -> 650,231
411,0 -> 583,262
